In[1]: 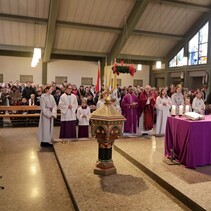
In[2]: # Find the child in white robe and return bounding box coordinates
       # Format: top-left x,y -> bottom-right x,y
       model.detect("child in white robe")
171,84 -> 184,115
77,99 -> 91,138
192,91 -> 205,114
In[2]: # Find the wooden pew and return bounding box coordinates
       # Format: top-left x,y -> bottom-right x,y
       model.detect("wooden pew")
0,105 -> 40,127
0,105 -> 40,114
0,106 -> 60,127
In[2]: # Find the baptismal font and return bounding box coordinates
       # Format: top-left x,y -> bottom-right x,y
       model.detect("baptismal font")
90,93 -> 125,176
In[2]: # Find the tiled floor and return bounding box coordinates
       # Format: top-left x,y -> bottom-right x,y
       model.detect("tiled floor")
53,138 -> 190,211
114,137 -> 211,210
1,126 -> 211,210
0,127 -> 74,211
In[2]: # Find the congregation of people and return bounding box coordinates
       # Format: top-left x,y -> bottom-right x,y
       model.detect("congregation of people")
0,80 -> 209,147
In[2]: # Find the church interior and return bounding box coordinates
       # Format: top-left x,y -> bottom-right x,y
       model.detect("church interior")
1,0 -> 211,210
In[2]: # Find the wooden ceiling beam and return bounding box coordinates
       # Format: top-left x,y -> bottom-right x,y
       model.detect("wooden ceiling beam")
157,0 -> 211,12
43,0 -> 59,63
0,13 -> 47,24
108,0 -> 150,63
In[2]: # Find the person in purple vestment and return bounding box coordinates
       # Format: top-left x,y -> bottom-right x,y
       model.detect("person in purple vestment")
121,86 -> 139,135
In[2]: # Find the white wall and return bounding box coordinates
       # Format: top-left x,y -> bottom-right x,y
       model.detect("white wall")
0,56 -> 150,87
47,60 -> 98,85
48,60 -> 149,87
0,56 -> 42,84
116,64 -> 149,87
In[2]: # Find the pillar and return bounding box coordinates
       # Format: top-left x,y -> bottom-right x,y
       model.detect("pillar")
42,62 -> 47,85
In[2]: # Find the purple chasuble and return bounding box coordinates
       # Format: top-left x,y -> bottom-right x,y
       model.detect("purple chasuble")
121,93 -> 139,133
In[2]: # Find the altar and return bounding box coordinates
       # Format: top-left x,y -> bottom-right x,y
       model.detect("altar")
165,115 -> 211,168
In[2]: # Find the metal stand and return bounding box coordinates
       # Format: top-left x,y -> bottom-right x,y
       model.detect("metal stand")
0,176 -> 4,189
163,146 -> 180,165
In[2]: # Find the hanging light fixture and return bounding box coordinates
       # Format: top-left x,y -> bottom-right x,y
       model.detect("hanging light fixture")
31,1 -> 41,68
31,56 -> 39,67
156,2 -> 162,69
31,48 -> 41,67
156,61 -> 162,69
34,48 -> 41,60
137,64 -> 142,71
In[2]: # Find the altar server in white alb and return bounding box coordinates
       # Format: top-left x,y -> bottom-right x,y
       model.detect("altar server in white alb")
96,92 -> 106,109
77,99 -> 91,138
171,84 -> 184,115
38,85 -> 57,147
155,88 -> 172,136
192,91 -> 205,114
59,85 -> 78,139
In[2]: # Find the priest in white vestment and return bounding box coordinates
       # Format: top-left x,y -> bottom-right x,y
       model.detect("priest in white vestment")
155,88 -> 172,136
59,85 -> 78,139
192,91 -> 205,114
38,86 -> 57,147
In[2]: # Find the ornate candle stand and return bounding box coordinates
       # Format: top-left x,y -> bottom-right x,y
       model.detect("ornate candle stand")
90,96 -> 125,176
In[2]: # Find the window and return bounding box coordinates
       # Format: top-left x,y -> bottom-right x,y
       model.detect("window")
55,76 -> 67,84
133,79 -> 143,87
188,21 -> 209,65
81,77 -> 93,85
169,48 -> 184,67
20,75 -> 33,83
169,21 -> 209,68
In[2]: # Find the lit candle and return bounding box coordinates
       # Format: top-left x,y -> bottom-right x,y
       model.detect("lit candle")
185,105 -> 190,113
171,105 -> 176,116
179,105 -> 183,116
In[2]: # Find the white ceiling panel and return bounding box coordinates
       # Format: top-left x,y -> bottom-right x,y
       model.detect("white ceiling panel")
54,27 -> 118,53
176,0 -> 211,5
0,20 -> 46,47
121,35 -> 177,57
0,0 -> 210,61
58,0 -> 136,27
136,2 -> 203,35
0,0 -> 50,19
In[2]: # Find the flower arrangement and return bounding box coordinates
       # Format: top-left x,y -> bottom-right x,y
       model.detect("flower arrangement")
112,61 -> 136,77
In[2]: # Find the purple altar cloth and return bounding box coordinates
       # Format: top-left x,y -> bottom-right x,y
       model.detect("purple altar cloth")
165,115 -> 211,168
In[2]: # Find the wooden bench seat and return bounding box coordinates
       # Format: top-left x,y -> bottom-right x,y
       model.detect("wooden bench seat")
0,113 -> 40,118
0,105 -> 60,127
0,105 -> 41,111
